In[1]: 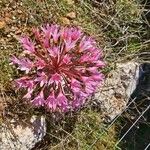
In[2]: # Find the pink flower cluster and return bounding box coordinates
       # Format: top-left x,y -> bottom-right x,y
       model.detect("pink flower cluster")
11,24 -> 105,112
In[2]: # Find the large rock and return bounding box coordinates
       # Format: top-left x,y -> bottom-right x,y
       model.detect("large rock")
0,115 -> 46,150
94,62 -> 139,121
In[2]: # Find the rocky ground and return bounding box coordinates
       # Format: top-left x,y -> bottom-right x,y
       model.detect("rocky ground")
0,61 -> 143,149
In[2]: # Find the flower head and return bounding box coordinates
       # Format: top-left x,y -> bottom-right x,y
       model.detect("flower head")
11,24 -> 105,112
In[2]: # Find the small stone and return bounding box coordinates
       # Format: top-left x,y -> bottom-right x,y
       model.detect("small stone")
12,16 -> 16,20
1,115 -> 46,150
0,102 -> 4,118
15,29 -> 22,34
20,2 -> 23,6
60,17 -> 70,25
65,0 -> 74,5
7,34 -> 11,38
0,21 -> 6,29
17,10 -> 22,14
0,38 -> 5,43
66,12 -> 76,19
73,20 -> 78,25
5,17 -> 12,24
11,26 -> 17,31
18,20 -> 21,24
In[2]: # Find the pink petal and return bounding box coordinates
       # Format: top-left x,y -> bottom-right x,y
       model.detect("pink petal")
35,59 -> 46,70
20,37 -> 35,53
94,60 -> 105,67
71,28 -> 82,41
92,73 -> 104,82
72,96 -> 86,108
48,47 -> 59,57
49,73 -> 62,85
51,25 -> 60,43
62,54 -> 71,64
57,92 -> 68,111
87,67 -> 98,73
80,53 -> 90,62
15,77 -> 34,90
35,72 -> 47,87
85,84 -> 96,94
11,56 -> 33,73
71,79 -> 81,93
79,36 -> 95,51
23,89 -> 33,99
10,56 -> 21,65
32,91 -> 45,107
46,93 -> 57,111
41,24 -> 52,48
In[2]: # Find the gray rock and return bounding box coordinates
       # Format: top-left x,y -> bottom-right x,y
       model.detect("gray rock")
0,115 -> 46,150
94,62 -> 139,121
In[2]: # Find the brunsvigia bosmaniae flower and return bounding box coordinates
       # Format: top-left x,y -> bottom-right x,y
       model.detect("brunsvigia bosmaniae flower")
10,24 -> 105,112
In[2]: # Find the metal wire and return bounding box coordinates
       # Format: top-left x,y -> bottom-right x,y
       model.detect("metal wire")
144,143 -> 150,150
114,104 -> 150,147
88,97 -> 137,149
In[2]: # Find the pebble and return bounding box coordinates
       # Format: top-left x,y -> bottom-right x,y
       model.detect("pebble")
5,17 -> 12,24
0,21 -> 6,29
17,10 -> 22,14
7,34 -> 11,38
60,17 -> 71,25
66,12 -> 76,19
65,0 -> 75,5
12,16 -> 16,20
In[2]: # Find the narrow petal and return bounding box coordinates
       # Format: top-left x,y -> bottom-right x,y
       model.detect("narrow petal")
57,92 -> 68,111
20,37 -> 35,53
79,36 -> 95,52
48,47 -> 59,57
41,24 -> 52,48
46,92 -> 57,111
15,77 -> 34,89
35,59 -> 46,70
62,54 -> 71,64
23,89 -> 33,99
11,56 -> 33,73
32,91 -> 45,107
49,73 -> 62,85
71,79 -> 82,94
72,96 -> 86,108
51,25 -> 60,43
35,72 -> 47,87
94,60 -> 105,68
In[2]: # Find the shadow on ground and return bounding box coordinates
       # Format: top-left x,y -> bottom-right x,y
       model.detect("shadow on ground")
119,63 -> 150,150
